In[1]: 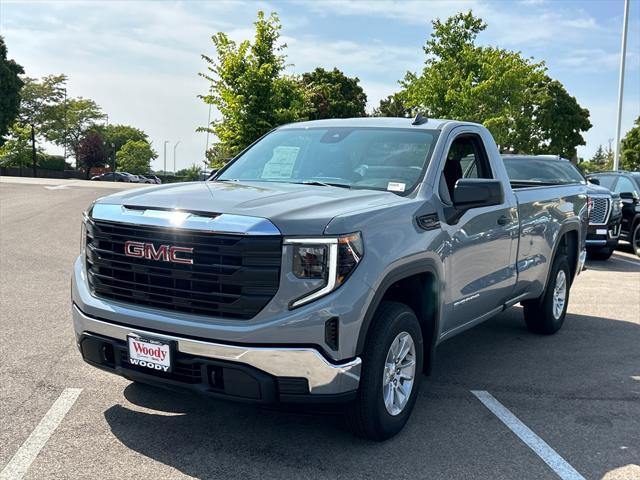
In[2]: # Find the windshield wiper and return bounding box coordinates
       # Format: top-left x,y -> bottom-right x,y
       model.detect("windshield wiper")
300,180 -> 351,189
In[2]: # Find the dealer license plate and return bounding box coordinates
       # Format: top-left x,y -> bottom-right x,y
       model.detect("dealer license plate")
127,334 -> 173,373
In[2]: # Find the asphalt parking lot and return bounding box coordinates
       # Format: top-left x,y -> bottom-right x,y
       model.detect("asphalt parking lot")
1,178 -> 639,480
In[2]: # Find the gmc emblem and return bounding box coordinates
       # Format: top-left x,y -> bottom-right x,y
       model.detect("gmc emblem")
124,240 -> 194,265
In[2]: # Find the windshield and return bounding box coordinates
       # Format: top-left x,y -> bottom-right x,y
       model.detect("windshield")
503,158 -> 586,185
217,127 -> 439,193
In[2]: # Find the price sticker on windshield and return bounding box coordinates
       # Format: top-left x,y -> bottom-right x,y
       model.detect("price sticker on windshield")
387,182 -> 406,192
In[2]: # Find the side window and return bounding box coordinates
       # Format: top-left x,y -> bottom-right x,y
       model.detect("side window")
443,134 -> 493,197
613,176 -> 638,196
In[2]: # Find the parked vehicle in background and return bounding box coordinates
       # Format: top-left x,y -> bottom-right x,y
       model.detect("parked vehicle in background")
587,171 -> 640,257
147,175 -> 162,184
137,175 -> 156,184
90,172 -> 132,182
120,173 -> 140,183
72,117 -> 587,440
501,155 -> 622,260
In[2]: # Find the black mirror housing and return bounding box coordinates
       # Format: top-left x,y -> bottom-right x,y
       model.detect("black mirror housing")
443,179 -> 504,224
452,179 -> 504,209
588,177 -> 600,185
619,191 -> 636,200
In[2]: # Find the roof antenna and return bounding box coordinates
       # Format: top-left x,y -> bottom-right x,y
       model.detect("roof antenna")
411,112 -> 428,125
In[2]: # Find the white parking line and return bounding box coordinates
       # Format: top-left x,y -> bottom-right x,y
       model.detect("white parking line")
471,390 -> 585,480
0,388 -> 82,480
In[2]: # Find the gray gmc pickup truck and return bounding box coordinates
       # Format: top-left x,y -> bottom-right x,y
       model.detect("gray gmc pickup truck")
72,117 -> 587,440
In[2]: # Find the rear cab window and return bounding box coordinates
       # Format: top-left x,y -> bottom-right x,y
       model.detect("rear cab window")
502,157 -> 586,187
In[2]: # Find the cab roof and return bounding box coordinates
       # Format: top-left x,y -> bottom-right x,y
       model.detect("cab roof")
276,117 -> 469,131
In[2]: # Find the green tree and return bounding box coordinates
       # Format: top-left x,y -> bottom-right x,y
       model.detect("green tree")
199,11 -> 308,166
373,94 -> 411,118
16,75 -> 66,175
176,164 -> 202,181
400,12 -> 590,156
300,67 -> 367,119
77,130 -> 107,178
0,36 -> 24,146
116,139 -> 157,175
621,117 -> 640,171
591,145 -> 607,165
0,123 -> 35,172
47,97 -> 105,163
94,123 -> 148,155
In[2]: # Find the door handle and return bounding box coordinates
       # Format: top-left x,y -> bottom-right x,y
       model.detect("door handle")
497,215 -> 510,226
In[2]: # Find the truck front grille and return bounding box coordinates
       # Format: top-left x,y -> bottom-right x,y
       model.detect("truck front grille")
589,197 -> 610,225
85,220 -> 281,320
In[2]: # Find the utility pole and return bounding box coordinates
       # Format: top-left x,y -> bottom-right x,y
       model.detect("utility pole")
173,141 -> 181,175
163,140 -> 169,175
613,0 -> 629,171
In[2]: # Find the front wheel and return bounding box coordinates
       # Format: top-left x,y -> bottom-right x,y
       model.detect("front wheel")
632,223 -> 640,257
345,301 -> 423,441
523,255 -> 570,334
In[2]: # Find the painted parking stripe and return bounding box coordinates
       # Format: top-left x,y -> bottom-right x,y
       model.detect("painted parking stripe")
0,388 -> 82,480
471,390 -> 585,480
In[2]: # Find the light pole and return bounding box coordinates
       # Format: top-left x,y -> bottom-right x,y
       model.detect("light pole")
163,140 -> 169,175
173,141 -> 181,175
613,0 -> 630,171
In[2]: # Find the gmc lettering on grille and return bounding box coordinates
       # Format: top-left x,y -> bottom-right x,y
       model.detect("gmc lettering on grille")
124,240 -> 194,265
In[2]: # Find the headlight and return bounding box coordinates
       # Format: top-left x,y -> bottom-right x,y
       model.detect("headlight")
285,232 -> 363,308
612,198 -> 622,216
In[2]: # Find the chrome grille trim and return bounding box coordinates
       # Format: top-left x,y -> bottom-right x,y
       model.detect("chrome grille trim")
589,196 -> 610,225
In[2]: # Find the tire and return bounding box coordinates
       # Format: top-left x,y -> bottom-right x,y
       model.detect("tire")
586,246 -> 614,261
523,255 -> 570,335
345,301 -> 423,441
632,222 -> 640,258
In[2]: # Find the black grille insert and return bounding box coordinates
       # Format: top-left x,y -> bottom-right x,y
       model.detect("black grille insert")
85,219 -> 281,319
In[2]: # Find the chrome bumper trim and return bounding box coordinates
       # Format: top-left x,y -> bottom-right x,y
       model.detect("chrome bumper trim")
585,239 -> 608,246
72,305 -> 361,395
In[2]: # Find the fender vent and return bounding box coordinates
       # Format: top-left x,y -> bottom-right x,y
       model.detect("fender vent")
325,317 -> 339,351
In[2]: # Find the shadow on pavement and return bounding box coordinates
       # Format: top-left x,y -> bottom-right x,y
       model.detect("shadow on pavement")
104,308 -> 640,480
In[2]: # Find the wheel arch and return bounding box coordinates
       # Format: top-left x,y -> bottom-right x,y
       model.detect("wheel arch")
356,260 -> 442,375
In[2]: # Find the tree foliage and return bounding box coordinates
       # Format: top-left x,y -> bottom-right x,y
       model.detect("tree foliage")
621,116 -> 640,171
300,67 -> 367,120
199,11 -> 308,166
0,36 -> 24,146
77,130 -> 107,178
116,139 -> 157,175
47,97 -> 105,161
373,94 -> 412,118
0,123 -> 35,168
400,11 -> 591,158
16,75 -> 66,173
176,164 -> 203,181
94,123 -> 148,155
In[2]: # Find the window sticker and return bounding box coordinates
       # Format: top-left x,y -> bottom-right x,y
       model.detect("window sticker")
261,146 -> 299,179
387,182 -> 406,192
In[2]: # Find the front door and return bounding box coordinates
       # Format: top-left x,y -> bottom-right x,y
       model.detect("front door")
438,130 -> 519,335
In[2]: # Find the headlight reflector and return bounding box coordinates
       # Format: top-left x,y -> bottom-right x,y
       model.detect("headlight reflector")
292,245 -> 327,279
285,232 -> 363,308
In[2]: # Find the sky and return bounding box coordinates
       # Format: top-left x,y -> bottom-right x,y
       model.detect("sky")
1,0 -> 639,172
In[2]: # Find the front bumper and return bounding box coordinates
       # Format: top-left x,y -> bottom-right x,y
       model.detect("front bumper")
72,304 -> 361,400
586,219 -> 621,249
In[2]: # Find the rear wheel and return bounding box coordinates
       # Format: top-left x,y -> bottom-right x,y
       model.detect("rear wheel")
345,301 -> 423,441
523,255 -> 570,335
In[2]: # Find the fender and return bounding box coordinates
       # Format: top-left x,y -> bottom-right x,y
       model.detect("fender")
355,258 -> 443,372
543,220 -> 581,290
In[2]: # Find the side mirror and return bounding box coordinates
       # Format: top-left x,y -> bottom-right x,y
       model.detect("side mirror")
619,191 -> 637,201
588,178 -> 600,185
445,179 -> 504,224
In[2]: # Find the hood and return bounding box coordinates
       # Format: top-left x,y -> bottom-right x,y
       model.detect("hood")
95,180 -> 405,235
585,183 -> 616,196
